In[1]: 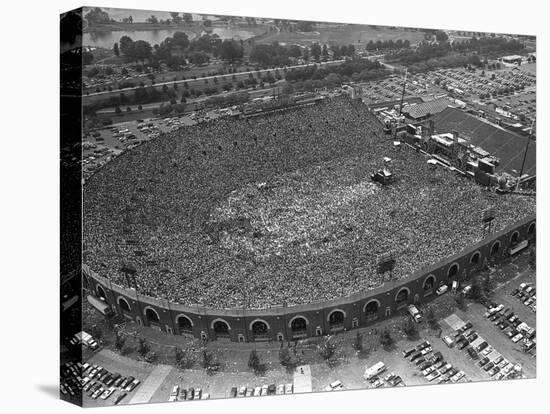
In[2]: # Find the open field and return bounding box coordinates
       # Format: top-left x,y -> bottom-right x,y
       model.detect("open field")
257,25 -> 425,48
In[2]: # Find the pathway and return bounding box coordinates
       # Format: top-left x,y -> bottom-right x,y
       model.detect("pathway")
128,364 -> 173,405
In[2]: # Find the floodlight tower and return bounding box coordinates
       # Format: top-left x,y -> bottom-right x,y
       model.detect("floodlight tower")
516,119 -> 535,191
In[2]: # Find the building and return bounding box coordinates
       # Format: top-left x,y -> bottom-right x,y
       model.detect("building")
401,97 -> 454,121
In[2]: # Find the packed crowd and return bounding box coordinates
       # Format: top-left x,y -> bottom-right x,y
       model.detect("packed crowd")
83,96 -> 535,309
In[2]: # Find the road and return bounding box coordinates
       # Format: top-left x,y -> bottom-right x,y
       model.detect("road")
85,59 -> 347,99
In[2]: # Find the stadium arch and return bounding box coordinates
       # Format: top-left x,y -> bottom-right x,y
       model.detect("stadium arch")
249,319 -> 270,340
491,240 -> 501,256
394,287 -> 410,309
96,285 -> 107,301
143,306 -> 160,324
528,222 -> 535,236
211,318 -> 231,339
423,275 -> 436,296
118,296 -> 131,312
288,315 -> 309,336
447,262 -> 460,279
176,314 -> 194,333
510,231 -> 520,246
363,299 -> 380,321
470,251 -> 481,265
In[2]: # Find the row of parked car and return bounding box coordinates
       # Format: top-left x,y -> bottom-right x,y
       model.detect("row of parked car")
510,282 -> 536,313
81,362 -> 140,405
446,321 -> 522,380
484,301 -> 536,354
231,383 -> 293,398
403,340 -> 468,384
168,385 -> 210,402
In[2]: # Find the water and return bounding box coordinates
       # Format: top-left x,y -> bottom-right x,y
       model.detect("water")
83,28 -> 256,49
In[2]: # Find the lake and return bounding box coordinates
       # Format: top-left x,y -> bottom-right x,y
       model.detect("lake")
83,28 -> 257,49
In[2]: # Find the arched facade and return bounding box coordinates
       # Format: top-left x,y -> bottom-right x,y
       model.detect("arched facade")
176,314 -> 193,333
423,275 -> 436,296
118,296 -> 131,312
84,216 -> 534,342
144,306 -> 160,324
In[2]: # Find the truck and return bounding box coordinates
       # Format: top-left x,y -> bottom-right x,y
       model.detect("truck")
407,304 -> 423,323
363,362 -> 386,381
70,331 -> 99,350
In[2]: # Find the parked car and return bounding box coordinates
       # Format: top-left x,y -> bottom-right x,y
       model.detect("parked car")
478,357 -> 490,367
442,336 -> 454,348
230,387 -> 238,398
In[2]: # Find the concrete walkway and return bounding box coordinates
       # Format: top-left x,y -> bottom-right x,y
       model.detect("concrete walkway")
129,364 -> 173,405
293,365 -> 312,393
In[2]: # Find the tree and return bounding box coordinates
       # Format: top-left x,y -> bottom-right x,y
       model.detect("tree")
203,19 -> 212,27
425,306 -> 439,330
84,7 -> 110,25
248,350 -> 262,374
188,51 -> 210,65
353,331 -> 363,352
173,31 -> 189,50
115,106 -> 122,115
310,43 -> 322,61
133,40 -> 152,63
322,44 -> 329,59
201,349 -> 221,374
288,44 -> 302,58
296,21 -> 315,32
119,35 -> 135,58
435,30 -> 449,42
380,327 -> 394,350
114,331 -> 126,350
138,337 -> 150,357
82,51 -> 94,65
183,13 -> 193,24
170,12 -> 182,24
403,318 -> 419,340
91,325 -> 103,342
219,39 -> 243,62
455,292 -> 467,311
113,42 -> 120,56
147,15 -> 159,24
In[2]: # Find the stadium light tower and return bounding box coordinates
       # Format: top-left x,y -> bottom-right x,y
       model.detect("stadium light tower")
515,120 -> 535,191
393,69 -> 408,141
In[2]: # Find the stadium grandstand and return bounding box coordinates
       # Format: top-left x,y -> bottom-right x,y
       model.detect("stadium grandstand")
83,96 -> 535,310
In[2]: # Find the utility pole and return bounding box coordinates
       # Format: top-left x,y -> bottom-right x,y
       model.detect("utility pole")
394,69 -> 408,140
516,119 -> 534,191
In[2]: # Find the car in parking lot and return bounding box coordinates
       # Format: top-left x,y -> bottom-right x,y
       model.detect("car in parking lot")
422,366 -> 436,376
100,386 -> 116,400
451,371 -> 465,382
246,388 -> 254,397
488,366 -> 501,377
481,346 -> 494,357
261,384 -> 269,396
230,387 -> 238,398
277,384 -> 285,395
512,333 -> 524,343
114,392 -> 127,405
426,371 -> 441,382
285,383 -> 293,394
254,386 -> 261,396
237,386 -> 246,398
483,362 -> 495,372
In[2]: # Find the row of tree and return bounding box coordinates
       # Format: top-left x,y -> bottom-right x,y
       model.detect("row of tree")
365,39 -> 411,52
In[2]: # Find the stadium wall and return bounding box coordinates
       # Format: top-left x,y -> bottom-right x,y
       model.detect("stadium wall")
84,215 -> 535,343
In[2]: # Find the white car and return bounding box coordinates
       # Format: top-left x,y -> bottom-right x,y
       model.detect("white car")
325,380 -> 344,391
451,371 -> 465,382
422,366 -> 436,376
481,346 -> 494,357
277,384 -> 285,395
426,371 -> 441,382
254,386 -> 261,396
168,385 -> 179,402
261,384 -> 269,396
101,386 -> 116,400
285,383 -> 293,394
512,333 -> 524,343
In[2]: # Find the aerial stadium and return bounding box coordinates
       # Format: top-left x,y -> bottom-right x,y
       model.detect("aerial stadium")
83,95 -> 535,342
